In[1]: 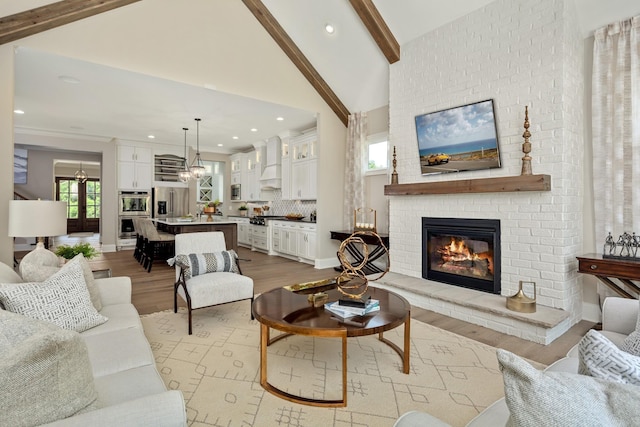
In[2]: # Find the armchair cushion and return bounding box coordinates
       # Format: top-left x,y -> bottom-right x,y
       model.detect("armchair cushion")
498,349 -> 640,427
175,251 -> 239,280
621,300 -> 640,356
0,257 -> 107,333
579,329 -> 640,385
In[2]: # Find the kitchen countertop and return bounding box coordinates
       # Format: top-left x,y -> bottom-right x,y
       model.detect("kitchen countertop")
152,217 -> 239,225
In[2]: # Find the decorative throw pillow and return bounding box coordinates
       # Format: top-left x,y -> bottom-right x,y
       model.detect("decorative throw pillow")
0,309 -> 98,426
74,253 -> 103,311
175,250 -> 239,280
0,258 -> 107,332
497,349 -> 640,427
579,329 -> 640,385
621,300 -> 640,356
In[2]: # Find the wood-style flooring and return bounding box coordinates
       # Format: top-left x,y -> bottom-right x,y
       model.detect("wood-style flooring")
84,245 -> 594,366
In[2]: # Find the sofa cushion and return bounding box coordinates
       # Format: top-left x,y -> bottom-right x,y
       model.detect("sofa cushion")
498,349 -> 640,427
621,300 -> 640,356
175,250 -> 239,280
82,327 -> 156,377
81,303 -> 142,337
0,309 -> 98,426
579,329 -> 640,385
17,254 -> 103,311
0,261 -> 22,284
0,257 -> 107,332
93,365 -> 167,407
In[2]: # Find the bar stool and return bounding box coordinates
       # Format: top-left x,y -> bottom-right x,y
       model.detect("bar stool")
140,219 -> 175,272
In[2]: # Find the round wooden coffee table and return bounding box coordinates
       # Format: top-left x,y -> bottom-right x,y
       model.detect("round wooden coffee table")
252,285 -> 410,407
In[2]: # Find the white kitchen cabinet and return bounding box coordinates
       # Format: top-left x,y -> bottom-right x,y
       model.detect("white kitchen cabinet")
245,146 -> 267,201
117,144 -> 152,190
297,225 -> 316,261
289,130 -> 317,200
236,218 -> 250,248
291,159 -> 317,200
270,220 -> 316,264
251,225 -> 269,252
230,153 -> 246,199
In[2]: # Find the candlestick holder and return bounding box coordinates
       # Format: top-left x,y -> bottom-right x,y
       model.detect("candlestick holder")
353,208 -> 376,233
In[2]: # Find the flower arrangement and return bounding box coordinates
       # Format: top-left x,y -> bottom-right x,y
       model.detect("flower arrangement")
238,204 -> 248,211
54,242 -> 99,260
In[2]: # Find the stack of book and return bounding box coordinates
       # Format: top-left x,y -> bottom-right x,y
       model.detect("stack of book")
324,299 -> 380,319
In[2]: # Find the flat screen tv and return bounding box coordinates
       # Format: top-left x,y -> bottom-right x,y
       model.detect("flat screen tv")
415,99 -> 501,176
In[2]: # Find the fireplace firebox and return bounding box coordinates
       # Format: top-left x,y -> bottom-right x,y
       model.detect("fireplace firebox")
422,217 -> 501,294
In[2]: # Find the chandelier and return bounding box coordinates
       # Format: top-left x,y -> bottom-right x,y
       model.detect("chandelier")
190,118 -> 206,180
74,162 -> 88,184
178,127 -> 191,183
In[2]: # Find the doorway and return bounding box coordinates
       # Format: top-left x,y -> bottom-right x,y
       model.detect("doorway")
56,177 -> 101,234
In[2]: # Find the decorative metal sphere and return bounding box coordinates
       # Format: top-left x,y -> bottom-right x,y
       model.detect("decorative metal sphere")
336,231 -> 389,299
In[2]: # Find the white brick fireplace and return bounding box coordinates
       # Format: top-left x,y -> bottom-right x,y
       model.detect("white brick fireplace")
379,0 -> 585,344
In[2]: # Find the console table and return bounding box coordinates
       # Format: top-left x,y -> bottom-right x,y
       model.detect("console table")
330,230 -> 389,275
577,253 -> 640,299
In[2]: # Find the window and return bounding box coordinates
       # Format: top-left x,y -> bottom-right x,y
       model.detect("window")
365,133 -> 389,173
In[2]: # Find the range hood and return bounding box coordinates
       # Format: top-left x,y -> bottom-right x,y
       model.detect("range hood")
260,136 -> 282,190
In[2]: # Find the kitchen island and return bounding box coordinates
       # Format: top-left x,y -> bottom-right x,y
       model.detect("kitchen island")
153,218 -> 238,252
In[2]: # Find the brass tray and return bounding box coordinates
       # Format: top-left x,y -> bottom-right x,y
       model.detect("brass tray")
283,278 -> 336,294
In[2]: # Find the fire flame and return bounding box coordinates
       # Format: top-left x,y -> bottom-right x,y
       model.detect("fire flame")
438,237 -> 493,274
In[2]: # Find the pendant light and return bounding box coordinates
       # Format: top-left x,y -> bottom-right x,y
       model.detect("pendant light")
190,118 -> 206,180
74,162 -> 88,184
178,127 -> 191,183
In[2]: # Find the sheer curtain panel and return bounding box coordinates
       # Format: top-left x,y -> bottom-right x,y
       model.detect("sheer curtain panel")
344,112 -> 367,230
592,16 -> 640,238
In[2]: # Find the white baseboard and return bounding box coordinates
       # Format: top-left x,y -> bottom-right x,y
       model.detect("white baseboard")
101,244 -> 117,253
314,257 -> 340,270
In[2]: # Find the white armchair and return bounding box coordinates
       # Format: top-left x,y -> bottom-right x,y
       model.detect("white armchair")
173,232 -> 254,334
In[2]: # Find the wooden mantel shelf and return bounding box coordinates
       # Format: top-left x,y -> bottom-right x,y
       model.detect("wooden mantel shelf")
384,174 -> 551,196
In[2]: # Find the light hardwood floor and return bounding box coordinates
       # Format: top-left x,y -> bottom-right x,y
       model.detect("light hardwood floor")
78,245 -> 595,366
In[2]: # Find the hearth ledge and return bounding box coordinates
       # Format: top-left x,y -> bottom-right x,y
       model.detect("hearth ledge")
372,271 -> 570,344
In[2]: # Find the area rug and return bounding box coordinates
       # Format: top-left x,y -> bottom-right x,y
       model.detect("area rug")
141,302 -> 512,427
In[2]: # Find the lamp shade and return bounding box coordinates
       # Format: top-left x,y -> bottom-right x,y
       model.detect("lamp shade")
8,200 -> 68,238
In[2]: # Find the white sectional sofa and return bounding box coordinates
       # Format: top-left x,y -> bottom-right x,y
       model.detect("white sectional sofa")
0,261 -> 186,427
394,297 -> 640,427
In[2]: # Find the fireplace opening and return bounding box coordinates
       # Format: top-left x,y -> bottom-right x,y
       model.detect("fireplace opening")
422,217 -> 501,294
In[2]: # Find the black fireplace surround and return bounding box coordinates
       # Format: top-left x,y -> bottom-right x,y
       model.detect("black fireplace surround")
422,217 -> 501,294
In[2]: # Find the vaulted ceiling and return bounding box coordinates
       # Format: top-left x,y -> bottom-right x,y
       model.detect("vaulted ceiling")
3,0 -> 639,152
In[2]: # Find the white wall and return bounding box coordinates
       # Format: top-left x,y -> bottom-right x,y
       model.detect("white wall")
388,0 -> 585,333
0,0 -> 347,265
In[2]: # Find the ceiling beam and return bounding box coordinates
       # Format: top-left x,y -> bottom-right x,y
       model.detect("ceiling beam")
348,0 -> 400,64
242,0 -> 350,126
0,0 -> 142,46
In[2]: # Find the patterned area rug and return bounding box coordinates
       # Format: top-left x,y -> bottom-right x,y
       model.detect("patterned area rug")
141,302 -> 508,427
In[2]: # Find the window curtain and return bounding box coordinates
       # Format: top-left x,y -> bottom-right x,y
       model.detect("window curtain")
344,112 -> 367,230
592,16 -> 640,240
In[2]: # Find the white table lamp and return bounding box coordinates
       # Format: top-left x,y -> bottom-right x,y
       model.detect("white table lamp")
9,200 -> 68,271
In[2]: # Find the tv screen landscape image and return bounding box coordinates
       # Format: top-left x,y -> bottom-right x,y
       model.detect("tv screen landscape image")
415,99 -> 501,176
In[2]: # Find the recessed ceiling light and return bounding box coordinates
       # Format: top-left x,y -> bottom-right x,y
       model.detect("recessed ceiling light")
325,24 -> 335,34
232,136 -> 239,140
13,109 -> 24,114
251,128 -> 258,132
217,143 -> 224,147
276,117 -> 284,121
148,135 -> 155,139
58,75 -> 81,84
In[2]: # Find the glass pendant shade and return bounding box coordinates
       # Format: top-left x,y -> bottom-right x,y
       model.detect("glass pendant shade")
74,162 -> 88,184
178,127 -> 191,183
190,118 -> 206,180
